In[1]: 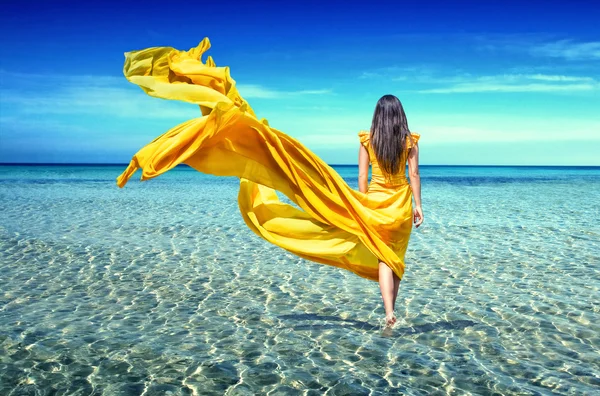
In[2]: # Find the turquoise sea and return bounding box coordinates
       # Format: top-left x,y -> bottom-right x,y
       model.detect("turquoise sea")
0,164 -> 599,395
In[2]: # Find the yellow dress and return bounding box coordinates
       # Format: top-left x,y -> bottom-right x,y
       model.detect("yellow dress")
116,38 -> 420,282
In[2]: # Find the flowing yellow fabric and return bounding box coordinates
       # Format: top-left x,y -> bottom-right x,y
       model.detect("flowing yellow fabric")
116,38 -> 420,282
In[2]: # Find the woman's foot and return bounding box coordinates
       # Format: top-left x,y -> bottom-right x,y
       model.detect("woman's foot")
385,312 -> 397,328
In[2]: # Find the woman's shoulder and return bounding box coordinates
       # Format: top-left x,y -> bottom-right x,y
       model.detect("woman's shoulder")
358,130 -> 420,149
358,130 -> 370,147
406,132 -> 420,149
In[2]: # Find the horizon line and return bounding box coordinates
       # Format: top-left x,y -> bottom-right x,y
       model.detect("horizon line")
1,163 -> 599,168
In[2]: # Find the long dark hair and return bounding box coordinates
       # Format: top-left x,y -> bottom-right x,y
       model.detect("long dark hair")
370,94 -> 413,177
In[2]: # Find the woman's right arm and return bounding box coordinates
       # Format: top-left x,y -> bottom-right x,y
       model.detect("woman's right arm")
407,143 -> 423,227
358,144 -> 370,193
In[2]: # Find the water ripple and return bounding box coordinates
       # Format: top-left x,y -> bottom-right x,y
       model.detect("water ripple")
1,165 -> 599,394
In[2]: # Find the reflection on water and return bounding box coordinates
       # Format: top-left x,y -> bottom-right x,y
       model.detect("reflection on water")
1,164 -> 599,394
281,313 -> 478,334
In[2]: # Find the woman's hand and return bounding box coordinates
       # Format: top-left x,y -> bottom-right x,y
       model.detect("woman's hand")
413,206 -> 423,228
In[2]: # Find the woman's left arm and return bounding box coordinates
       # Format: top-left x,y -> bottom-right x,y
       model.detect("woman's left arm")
358,144 -> 370,193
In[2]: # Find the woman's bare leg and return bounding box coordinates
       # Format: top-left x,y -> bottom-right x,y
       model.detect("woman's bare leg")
378,262 -> 397,326
392,273 -> 400,308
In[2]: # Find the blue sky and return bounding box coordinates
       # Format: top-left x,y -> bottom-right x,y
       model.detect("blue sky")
0,0 -> 598,165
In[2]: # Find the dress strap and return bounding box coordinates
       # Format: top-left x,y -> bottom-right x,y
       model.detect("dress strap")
406,133 -> 420,149
358,130 -> 370,148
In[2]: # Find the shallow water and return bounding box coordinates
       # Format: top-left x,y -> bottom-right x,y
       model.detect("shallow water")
1,164 -> 599,395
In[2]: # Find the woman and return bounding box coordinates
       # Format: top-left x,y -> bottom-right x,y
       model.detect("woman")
116,38 -> 423,328
358,95 -> 423,327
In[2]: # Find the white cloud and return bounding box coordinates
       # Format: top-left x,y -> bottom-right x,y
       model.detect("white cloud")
419,82 -> 597,94
0,71 -> 332,120
473,35 -> 600,61
0,70 -> 199,120
531,40 -> 600,60
526,74 -> 594,82
358,64 -> 598,92
416,73 -> 599,94
359,65 -> 440,81
237,84 -> 331,98
1,85 -> 200,119
359,65 -> 599,93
